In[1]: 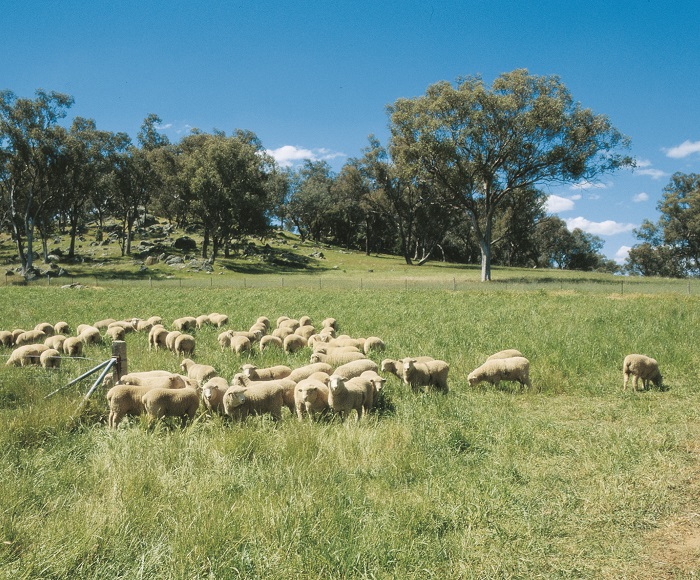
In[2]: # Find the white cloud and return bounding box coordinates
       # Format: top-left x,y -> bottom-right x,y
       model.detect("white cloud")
570,194 -> 582,201
633,192 -> 649,202
571,180 -> 608,190
155,123 -> 173,130
545,195 -> 575,213
635,159 -> 652,168
615,245 -> 631,264
564,217 -> 637,236
267,145 -> 346,168
636,167 -> 667,180
666,140 -> 700,159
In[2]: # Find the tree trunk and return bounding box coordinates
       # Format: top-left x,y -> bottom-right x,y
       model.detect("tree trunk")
25,216 -> 34,275
479,216 -> 492,282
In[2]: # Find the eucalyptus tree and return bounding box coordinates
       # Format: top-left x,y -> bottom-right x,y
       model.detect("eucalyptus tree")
388,69 -> 632,280
286,160 -> 335,243
0,89 -> 74,276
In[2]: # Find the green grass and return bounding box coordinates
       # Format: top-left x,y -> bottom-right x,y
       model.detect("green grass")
1,279 -> 699,577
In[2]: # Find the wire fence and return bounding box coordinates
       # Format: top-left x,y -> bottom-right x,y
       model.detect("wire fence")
4,271 -> 698,296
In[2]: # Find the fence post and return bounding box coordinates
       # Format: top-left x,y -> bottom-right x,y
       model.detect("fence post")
48,275 -> 51,286
621,280 -> 624,295
111,340 -> 128,383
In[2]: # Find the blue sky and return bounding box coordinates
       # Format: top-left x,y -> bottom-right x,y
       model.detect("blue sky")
4,0 -> 699,262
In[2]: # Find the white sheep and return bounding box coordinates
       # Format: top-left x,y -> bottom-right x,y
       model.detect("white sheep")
230,374 -> 296,413
321,317 -> 337,330
486,349 -> 524,361
381,357 -> 435,381
6,344 -> 50,366
117,372 -> 188,390
327,337 -> 365,350
313,344 -> 362,354
345,375 -> 376,413
255,316 -> 271,330
15,330 -> 47,346
279,318 -> 300,331
79,326 -> 102,345
623,354 -> 663,391
327,374 -> 366,422
209,313 -> 229,327
0,330 -> 13,347
403,358 -> 450,393
467,356 -> 531,390
363,336 -> 386,354
230,335 -> 252,355
241,364 -> 292,381
62,336 -> 83,357
93,318 -> 117,330
288,362 -> 334,383
360,370 -> 386,401
40,348 -> 61,369
148,325 -> 168,351
295,325 -> 316,340
299,315 -> 312,327
310,351 -> 366,366
172,316 -> 197,331
259,335 -> 283,352
136,320 -> 153,333
11,329 -> 27,344
146,316 -> 163,327
165,331 -> 182,352
53,321 -> 70,335
196,314 -> 211,329
106,325 -> 126,342
334,359 -> 379,380
174,334 -> 196,357
106,384 -> 153,428
141,387 -> 201,428
180,358 -> 217,386
272,327 -> 294,340
284,334 -> 307,354
201,377 -> 230,415
223,382 -> 285,421
294,377 -> 330,421
34,322 -> 55,336
44,334 -> 67,351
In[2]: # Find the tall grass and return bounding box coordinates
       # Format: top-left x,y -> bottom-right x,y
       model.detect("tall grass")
1,285 -> 699,578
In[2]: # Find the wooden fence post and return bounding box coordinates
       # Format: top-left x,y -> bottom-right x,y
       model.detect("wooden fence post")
111,340 -> 127,382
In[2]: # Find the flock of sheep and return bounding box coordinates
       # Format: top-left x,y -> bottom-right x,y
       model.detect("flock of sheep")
1,313 -> 664,429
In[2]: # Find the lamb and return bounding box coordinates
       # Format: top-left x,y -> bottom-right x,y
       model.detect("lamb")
294,377 -> 330,421
310,351 -> 366,366
288,362 -> 334,383
40,348 -> 61,369
363,336 -> 386,354
623,354 -> 663,391
0,331 -> 13,347
34,322 -> 55,336
15,330 -> 47,346
467,356 -> 531,390
165,331 -> 182,352
201,377 -> 230,414
106,325 -> 126,342
44,334 -> 67,351
79,326 -> 102,345
6,344 -> 50,367
141,387 -> 201,428
53,321 -> 70,335
230,335 -> 252,355
284,334 -> 307,354
334,359 -> 378,380
62,336 -> 83,357
173,316 -> 197,331
148,325 -> 168,351
259,335 -> 283,352
403,358 -> 450,393
106,384 -> 153,428
327,374 -> 366,422
180,358 -> 217,386
223,382 -> 285,421
486,349 -> 524,361
174,333 -> 196,357
241,364 -> 292,381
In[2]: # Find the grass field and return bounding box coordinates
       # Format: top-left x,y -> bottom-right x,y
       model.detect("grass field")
1,262 -> 700,577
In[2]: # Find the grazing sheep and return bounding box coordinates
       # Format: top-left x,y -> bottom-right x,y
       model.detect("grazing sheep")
11,329 -> 27,344
62,336 -> 83,357
230,335 -> 252,355
79,326 -> 102,345
310,351 -> 366,366
294,377 -> 330,421
44,334 -> 67,351
288,362 -> 334,383
322,317 -> 337,330
623,354 -> 663,391
232,330 -> 263,343
230,373 -> 296,413
196,314 -> 211,329
403,358 -> 450,393
141,387 -> 201,428
360,370 -> 387,400
209,313 -> 229,327
118,372 -> 187,390
15,330 -> 47,346
344,375 -> 377,413
148,325 -> 168,351
40,348 -> 61,369
165,331 -> 182,352
318,327 -> 336,340
241,364 -> 292,381
327,337 -> 366,350
381,359 -> 403,380
272,327 -> 294,340
172,317 -> 196,331
180,358 -> 217,386
299,315 -> 312,327
136,320 -> 153,333
53,321 -> 70,335
363,337 -> 386,354
6,344 -> 50,367
93,318 -> 117,330
295,325 -> 316,340
486,349 -> 524,361
255,316 -> 271,330
284,334 -> 307,354
223,382 -> 285,421
106,326 -> 126,342
174,333 -> 196,357
334,359 -> 378,380
259,335 -> 283,352
327,374 -> 366,422
34,322 -> 55,336
108,320 -> 136,334
467,357 -> 531,390
279,318 -> 300,331
106,384 -> 153,428
201,377 -> 230,414
249,321 -> 268,335
313,344 -> 362,355
0,331 -> 13,348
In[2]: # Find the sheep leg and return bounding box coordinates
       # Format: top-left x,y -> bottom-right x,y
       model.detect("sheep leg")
623,371 -> 630,391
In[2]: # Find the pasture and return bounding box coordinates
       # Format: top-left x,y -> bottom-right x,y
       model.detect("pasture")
1,281 -> 699,578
